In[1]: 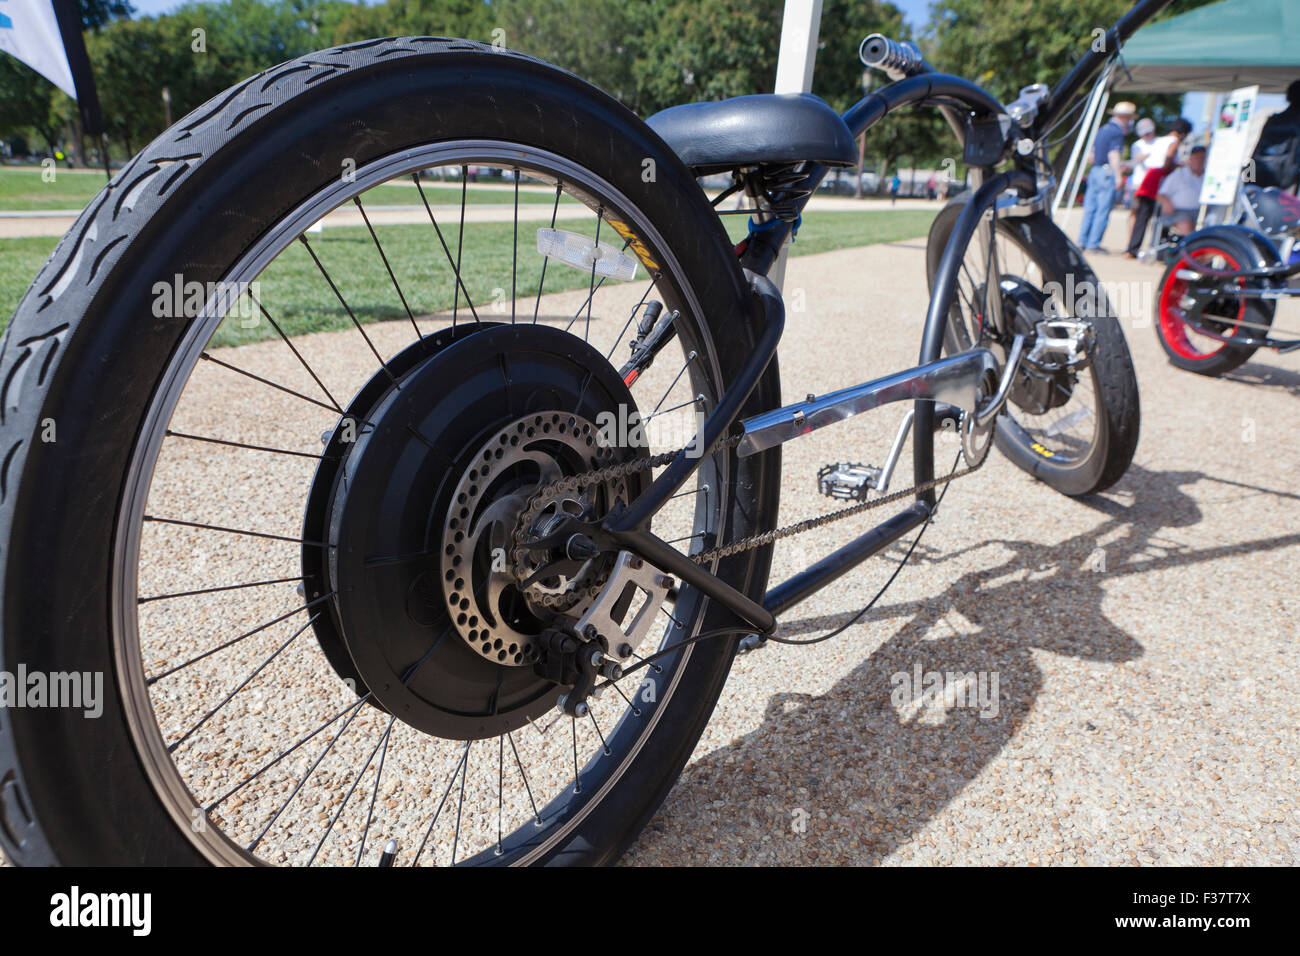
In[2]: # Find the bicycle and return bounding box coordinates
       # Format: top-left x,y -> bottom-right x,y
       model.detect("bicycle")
1153,182 -> 1300,375
0,2 -> 1166,866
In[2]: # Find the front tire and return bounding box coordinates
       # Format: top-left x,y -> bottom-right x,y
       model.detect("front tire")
926,196 -> 1140,496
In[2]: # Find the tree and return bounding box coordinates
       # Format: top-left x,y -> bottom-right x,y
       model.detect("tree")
0,0 -> 136,156
927,0 -> 1223,127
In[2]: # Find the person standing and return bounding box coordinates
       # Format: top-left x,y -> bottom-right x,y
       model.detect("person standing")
889,172 -> 901,205
1079,101 -> 1136,253
1125,118 -> 1192,258
1126,118 -> 1158,238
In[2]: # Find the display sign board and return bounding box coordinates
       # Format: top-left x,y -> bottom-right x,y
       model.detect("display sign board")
1201,85 -> 1260,206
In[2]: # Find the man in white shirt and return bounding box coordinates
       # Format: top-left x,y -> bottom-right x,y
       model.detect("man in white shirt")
1158,146 -> 1207,236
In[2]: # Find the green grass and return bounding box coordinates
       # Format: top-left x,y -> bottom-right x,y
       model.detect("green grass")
0,166 -> 571,212
0,208 -> 935,343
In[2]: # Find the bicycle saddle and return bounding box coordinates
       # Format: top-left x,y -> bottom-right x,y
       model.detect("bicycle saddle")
647,93 -> 858,173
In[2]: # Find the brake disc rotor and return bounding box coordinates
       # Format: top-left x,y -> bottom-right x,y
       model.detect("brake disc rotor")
441,412 -> 629,667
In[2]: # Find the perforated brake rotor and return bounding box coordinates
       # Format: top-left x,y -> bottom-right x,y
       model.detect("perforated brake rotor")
441,412 -> 630,667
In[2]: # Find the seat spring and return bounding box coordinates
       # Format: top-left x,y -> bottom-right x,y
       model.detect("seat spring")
758,163 -> 814,223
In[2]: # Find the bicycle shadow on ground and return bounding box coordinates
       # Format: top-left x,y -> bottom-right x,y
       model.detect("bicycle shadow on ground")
1221,360 -> 1300,397
629,463 -> 1300,864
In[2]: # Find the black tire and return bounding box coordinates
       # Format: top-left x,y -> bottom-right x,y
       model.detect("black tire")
926,196 -> 1140,496
1154,232 -> 1272,376
0,38 -> 780,865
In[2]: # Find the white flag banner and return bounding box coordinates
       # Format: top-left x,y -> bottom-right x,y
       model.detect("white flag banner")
0,0 -> 78,98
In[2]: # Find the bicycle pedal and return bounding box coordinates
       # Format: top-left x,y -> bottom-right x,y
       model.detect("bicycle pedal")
817,462 -> 880,501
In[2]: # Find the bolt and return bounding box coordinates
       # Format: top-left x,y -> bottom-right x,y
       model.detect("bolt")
628,556 -> 643,570
572,701 -> 590,718
659,575 -> 674,590
583,624 -> 599,641
589,649 -> 604,667
617,642 -> 634,659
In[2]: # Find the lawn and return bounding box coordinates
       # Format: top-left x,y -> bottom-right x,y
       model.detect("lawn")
0,166 -> 572,212
0,208 -> 936,344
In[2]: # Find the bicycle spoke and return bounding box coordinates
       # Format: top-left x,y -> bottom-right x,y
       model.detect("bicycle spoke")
571,716 -> 581,794
165,429 -> 332,461
355,717 -> 394,867
511,171 -> 519,324
147,592 -> 334,684
248,692 -> 371,852
606,283 -> 655,362
168,613 -> 320,751
306,714 -> 396,866
412,174 -> 480,322
651,353 -> 697,415
588,708 -> 611,756
299,235 -> 397,384
207,696 -> 369,812
142,515 -> 328,548
247,290 -> 343,412
200,352 -> 341,416
507,732 -> 542,826
450,739 -> 471,865
138,574 -> 304,604
354,196 -> 422,342
496,735 -> 504,855
412,742 -> 469,867
610,678 -> 642,718
533,181 -> 563,324
453,167 -> 468,330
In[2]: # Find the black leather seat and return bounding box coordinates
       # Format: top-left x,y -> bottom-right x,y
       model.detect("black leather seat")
647,93 -> 858,173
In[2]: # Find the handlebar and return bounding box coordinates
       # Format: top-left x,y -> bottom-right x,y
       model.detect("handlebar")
858,34 -> 929,81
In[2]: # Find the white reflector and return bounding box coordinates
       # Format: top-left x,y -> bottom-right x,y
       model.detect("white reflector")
536,227 -> 637,281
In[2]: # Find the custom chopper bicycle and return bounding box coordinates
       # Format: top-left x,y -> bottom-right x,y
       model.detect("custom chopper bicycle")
1154,182 -> 1300,375
0,2 -> 1166,866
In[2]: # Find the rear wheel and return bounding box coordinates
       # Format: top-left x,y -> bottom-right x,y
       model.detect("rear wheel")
927,197 -> 1140,496
1155,235 -> 1272,376
0,39 -> 780,866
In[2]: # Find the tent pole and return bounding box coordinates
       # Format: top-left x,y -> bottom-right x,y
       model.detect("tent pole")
1054,65 -> 1113,223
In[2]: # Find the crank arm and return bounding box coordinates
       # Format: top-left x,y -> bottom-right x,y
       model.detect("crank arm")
737,347 -> 1001,457
972,333 -> 1026,426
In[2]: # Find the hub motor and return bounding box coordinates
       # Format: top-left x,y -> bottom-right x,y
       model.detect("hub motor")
305,323 -> 647,740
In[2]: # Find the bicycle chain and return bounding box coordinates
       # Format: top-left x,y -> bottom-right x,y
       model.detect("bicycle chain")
511,432 -> 985,589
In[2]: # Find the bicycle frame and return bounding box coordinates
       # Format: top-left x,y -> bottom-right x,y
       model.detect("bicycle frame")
596,0 -> 1175,634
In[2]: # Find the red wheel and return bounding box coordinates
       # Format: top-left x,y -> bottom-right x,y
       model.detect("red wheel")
1155,237 -> 1272,376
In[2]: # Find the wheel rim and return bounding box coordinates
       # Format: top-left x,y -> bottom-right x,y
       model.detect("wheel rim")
948,219 -> 1100,466
111,142 -> 733,865
1159,245 -> 1245,360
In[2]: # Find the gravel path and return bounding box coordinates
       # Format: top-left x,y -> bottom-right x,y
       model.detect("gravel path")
2,209 -> 1295,866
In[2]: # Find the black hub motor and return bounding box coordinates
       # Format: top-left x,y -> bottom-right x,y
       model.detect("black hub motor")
1000,276 -> 1078,416
301,323 -> 648,741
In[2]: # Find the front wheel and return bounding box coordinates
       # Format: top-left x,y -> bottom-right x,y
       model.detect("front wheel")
0,39 -> 781,866
926,196 -> 1140,496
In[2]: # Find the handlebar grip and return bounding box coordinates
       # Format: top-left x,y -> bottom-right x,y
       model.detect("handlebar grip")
858,34 -> 926,80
